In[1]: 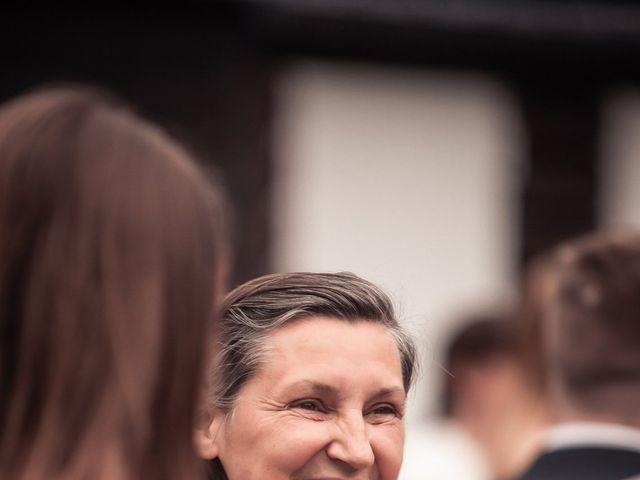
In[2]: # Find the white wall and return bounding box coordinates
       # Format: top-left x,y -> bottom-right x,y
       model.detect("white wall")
600,88 -> 640,228
273,60 -> 522,432
271,60 -> 523,427
268,69 -> 640,479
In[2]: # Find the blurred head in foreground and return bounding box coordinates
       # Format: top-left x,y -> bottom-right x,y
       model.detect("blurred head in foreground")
196,271 -> 417,480
0,86 -> 225,479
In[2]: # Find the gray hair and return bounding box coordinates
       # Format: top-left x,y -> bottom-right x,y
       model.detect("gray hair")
209,272 -> 417,411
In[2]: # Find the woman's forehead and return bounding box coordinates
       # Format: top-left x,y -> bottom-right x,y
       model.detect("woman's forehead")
249,317 -> 405,392
268,315 -> 396,350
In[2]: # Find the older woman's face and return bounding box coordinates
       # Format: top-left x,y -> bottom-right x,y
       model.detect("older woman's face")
202,316 -> 406,480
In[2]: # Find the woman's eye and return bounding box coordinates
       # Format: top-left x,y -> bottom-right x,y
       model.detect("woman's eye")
368,403 -> 399,417
291,399 -> 324,412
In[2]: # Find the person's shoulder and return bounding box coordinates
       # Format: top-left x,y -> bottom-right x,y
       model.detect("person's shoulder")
513,447 -> 640,480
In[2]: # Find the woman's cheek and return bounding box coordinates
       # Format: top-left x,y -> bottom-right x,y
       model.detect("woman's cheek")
371,424 -> 405,479
283,421 -> 336,469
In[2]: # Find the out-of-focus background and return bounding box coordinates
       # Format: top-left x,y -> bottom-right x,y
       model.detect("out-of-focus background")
3,3 -> 640,478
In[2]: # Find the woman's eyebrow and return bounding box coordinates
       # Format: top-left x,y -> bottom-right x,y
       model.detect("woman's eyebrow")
369,386 -> 406,401
286,380 -> 339,396
284,382 -> 405,400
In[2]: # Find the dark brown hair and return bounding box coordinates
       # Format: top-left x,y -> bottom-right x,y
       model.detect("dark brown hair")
515,255 -> 557,396
0,86 -> 224,479
441,312 -> 518,416
531,231 -> 640,412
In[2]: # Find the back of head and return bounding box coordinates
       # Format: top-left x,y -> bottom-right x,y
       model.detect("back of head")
538,231 -> 640,419
0,86 -> 224,479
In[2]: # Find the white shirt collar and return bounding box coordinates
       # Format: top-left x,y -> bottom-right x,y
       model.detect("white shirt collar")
545,422 -> 640,453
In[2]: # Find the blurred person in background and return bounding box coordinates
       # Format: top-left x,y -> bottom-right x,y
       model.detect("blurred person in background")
443,313 -> 549,480
513,231 -> 640,480
402,311 -> 549,480
0,86 -> 226,480
195,271 -> 417,480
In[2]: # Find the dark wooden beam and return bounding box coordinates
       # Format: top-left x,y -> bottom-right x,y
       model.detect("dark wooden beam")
517,82 -> 601,265
0,9 -> 274,287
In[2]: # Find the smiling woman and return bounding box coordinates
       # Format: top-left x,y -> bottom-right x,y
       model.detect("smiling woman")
196,272 -> 417,480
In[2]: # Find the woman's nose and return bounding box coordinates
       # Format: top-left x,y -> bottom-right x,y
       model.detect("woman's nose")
326,412 -> 375,470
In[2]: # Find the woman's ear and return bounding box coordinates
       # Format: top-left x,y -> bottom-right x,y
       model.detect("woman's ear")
193,407 -> 225,460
